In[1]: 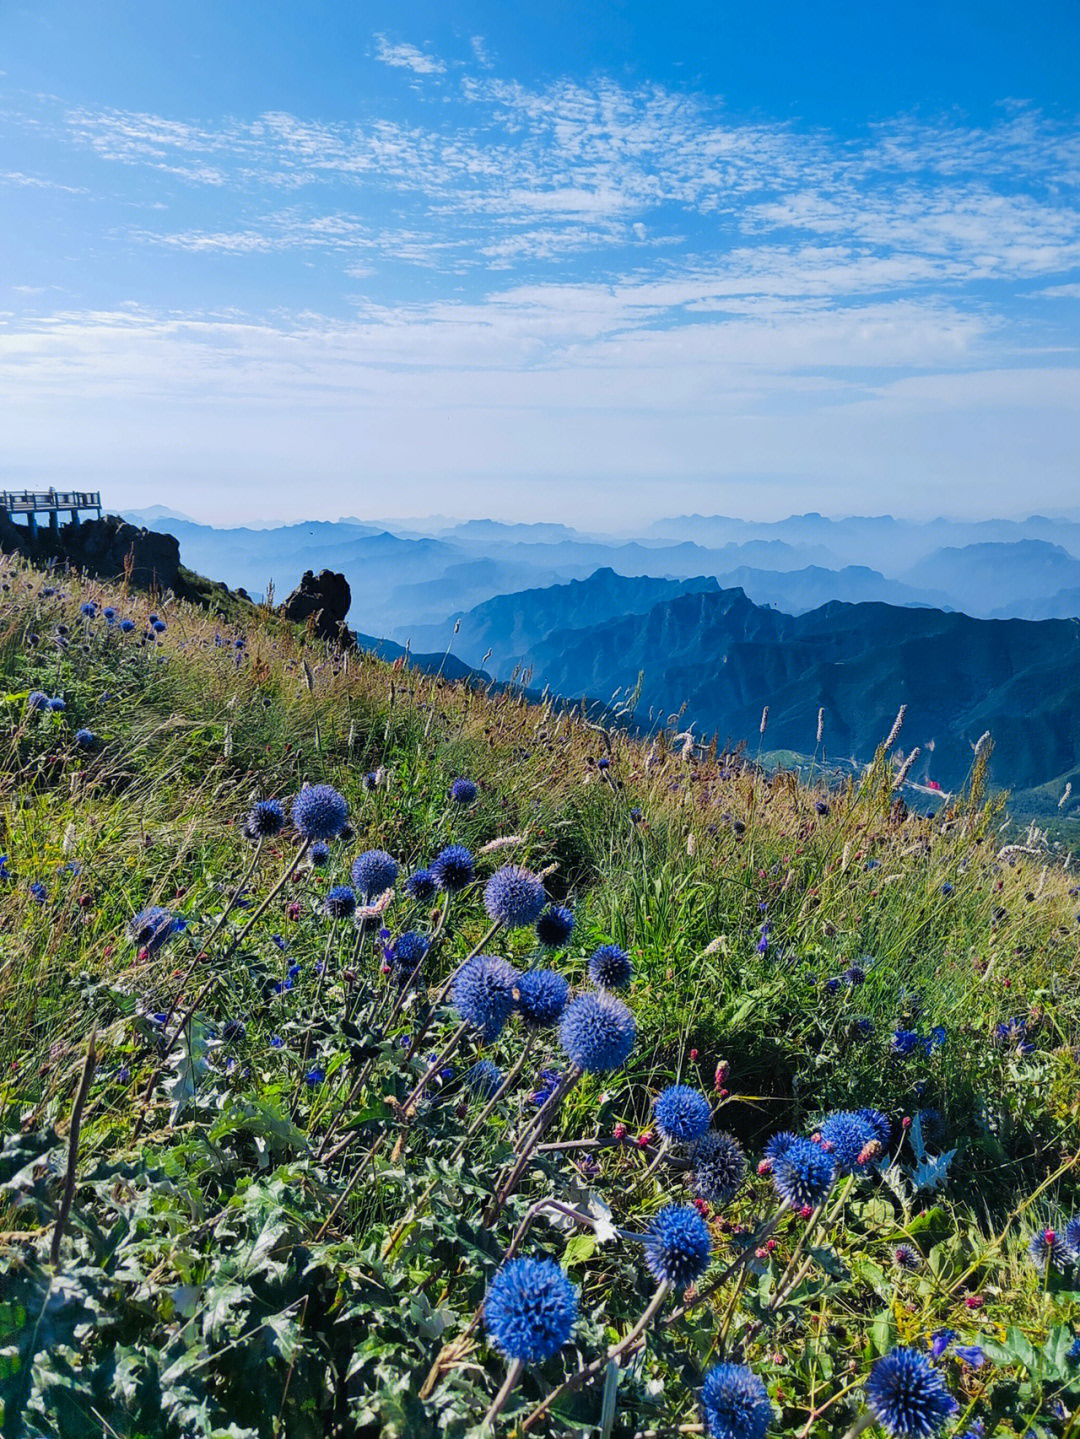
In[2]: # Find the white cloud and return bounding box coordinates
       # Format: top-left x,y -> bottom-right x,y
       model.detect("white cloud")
373,35 -> 445,75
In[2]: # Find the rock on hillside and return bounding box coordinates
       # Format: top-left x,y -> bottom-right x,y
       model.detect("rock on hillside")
0,510 -> 182,591
279,568 -> 351,641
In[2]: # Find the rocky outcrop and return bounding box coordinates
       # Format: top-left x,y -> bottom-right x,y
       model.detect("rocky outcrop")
279,569 -> 352,642
0,510 -> 181,592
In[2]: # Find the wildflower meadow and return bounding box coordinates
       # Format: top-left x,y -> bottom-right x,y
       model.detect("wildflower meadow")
1,553 -> 1079,1438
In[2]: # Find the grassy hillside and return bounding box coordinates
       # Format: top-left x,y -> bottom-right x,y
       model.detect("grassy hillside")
1,553 -> 1079,1439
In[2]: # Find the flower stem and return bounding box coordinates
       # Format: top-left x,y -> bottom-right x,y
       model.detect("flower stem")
483,1357 -> 524,1433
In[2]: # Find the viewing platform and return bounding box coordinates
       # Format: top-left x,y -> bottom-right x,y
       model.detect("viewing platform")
0,489 -> 103,539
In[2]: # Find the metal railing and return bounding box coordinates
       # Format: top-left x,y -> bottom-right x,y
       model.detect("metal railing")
0,490 -> 102,514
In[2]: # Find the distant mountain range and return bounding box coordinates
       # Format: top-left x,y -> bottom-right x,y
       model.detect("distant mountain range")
107,508 -> 1080,805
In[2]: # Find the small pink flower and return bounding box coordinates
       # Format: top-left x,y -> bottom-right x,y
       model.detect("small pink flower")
757,1159 -> 773,1176
636,1130 -> 653,1149
964,1294 -> 984,1310
799,1204 -> 813,1219
613,1123 -> 627,1141
690,1048 -> 699,1061
901,1115 -> 912,1129
765,1238 -> 777,1252
755,1246 -> 768,1259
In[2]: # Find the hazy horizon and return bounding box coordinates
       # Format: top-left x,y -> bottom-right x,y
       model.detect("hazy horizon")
3,1 -> 1079,524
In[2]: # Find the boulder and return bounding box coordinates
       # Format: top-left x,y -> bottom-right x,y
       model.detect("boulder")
280,569 -> 352,642
0,510 -> 181,593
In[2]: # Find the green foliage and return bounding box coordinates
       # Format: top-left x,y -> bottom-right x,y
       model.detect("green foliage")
1,554 -> 1079,1438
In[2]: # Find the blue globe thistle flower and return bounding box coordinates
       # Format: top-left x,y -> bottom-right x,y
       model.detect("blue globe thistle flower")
654,1084 -> 712,1144
48,696 -> 66,711
431,844 -> 475,892
389,931 -> 429,981
692,1130 -> 746,1204
1063,1215 -> 1080,1262
152,619 -> 167,633
351,849 -> 398,899
103,606 -> 116,621
80,602 -> 97,618
26,690 -> 49,712
846,963 -> 867,985
452,955 -> 519,1042
1029,1228 -> 1070,1272
865,1348 -> 957,1438
325,885 -> 357,919
588,943 -> 632,990
29,881 -> 48,904
129,905 -> 180,952
516,968 -> 570,1027
771,1137 -> 837,1210
309,841 -> 330,867
450,777 -> 477,804
818,1111 -> 877,1173
248,799 -> 286,838
763,1131 -> 799,1163
484,865 -> 547,928
644,1204 -> 712,1288
74,729 -> 96,750
484,1257 -> 578,1364
464,1059 -> 503,1098
558,991 -> 636,1074
894,1244 -> 922,1271
535,903 -> 574,949
530,1068 -> 562,1106
700,1362 -> 773,1439
858,1107 -> 893,1148
292,783 -> 348,841
148,613 -> 159,624
120,618 -> 136,633
405,867 -> 437,900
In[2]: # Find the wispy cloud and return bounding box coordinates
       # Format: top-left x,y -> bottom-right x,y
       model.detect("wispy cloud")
374,35 -> 446,76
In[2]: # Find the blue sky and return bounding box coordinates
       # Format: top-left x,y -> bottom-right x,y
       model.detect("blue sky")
2,0 -> 1079,526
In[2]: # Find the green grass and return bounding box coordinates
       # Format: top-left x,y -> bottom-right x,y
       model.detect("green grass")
1,553 -> 1079,1439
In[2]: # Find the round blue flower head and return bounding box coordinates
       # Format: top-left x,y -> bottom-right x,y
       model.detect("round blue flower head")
692,1131 -> 746,1204
763,1130 -> 799,1163
700,1363 -> 773,1439
48,697 -> 66,711
894,1244 -> 921,1271
644,1204 -> 712,1287
517,968 -> 570,1028
588,943 -> 632,990
292,783 -> 348,841
1063,1215 -> 1080,1262
129,905 -> 180,953
74,729 -> 96,750
309,841 -> 330,867
120,618 -> 136,633
450,777 -> 477,804
80,602 -> 97,618
1029,1228 -> 1070,1272
655,1084 -> 712,1144
464,1059 -> 503,1098
535,902 -> 574,949
405,867 -> 437,900
485,865 -> 547,928
351,849 -> 398,899
818,1111 -> 877,1173
559,991 -> 636,1073
771,1137 -> 837,1210
325,885 -> 357,919
26,690 -> 49,712
484,1257 -> 578,1364
452,955 -> 519,1042
390,931 -> 429,981
152,619 -> 167,633
858,1107 -> 893,1148
865,1348 -> 957,1438
248,799 -> 286,838
103,606 -> 116,621
431,844 -> 475,892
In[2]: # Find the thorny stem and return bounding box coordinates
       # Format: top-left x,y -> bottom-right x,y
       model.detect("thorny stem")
401,1020 -> 469,1116
483,1357 -> 524,1433
50,1030 -> 96,1267
405,917 -> 502,1062
486,1067 -> 581,1221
